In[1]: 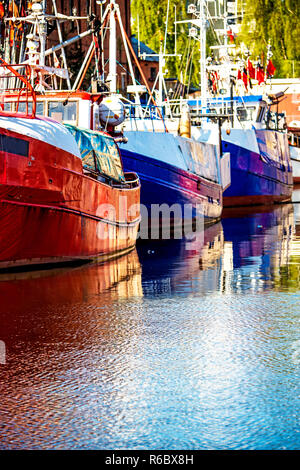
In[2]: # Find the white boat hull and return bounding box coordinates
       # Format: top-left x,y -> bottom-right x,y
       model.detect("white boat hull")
290,145 -> 300,183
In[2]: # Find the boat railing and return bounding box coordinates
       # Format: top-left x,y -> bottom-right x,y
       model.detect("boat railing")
122,102 -> 169,132
123,172 -> 140,189
83,165 -> 139,189
287,132 -> 300,148
124,102 -> 164,119
124,99 -> 189,121
155,97 -> 259,128
0,59 -> 36,119
188,98 -> 257,123
121,97 -> 260,131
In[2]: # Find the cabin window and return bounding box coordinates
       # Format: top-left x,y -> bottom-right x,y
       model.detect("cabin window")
134,66 -> 141,82
266,111 -> 286,131
236,106 -> 256,122
17,101 -> 44,116
0,134 -> 29,157
150,67 -> 156,82
48,101 -> 77,124
256,105 -> 265,123
2,102 -> 12,112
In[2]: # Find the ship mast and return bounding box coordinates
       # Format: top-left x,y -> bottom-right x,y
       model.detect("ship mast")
199,0 -> 207,111
50,0 -> 71,89
177,1 -> 208,113
4,0 -> 92,91
39,0 -> 47,66
108,0 -> 117,93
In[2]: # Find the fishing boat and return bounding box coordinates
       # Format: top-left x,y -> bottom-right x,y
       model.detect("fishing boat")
288,124 -> 300,184
162,0 -> 293,207
1,0 -> 230,232
189,94 -> 293,206
0,59 -> 140,269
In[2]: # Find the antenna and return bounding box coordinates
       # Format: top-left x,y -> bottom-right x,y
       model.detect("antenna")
51,0 -> 71,89
177,1 -> 208,111
163,0 -> 170,56
174,4 -> 177,56
108,0 -> 117,93
137,14 -> 140,58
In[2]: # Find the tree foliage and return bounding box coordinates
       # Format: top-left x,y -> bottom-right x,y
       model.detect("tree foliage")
131,0 -> 208,90
240,0 -> 300,77
131,0 -> 300,81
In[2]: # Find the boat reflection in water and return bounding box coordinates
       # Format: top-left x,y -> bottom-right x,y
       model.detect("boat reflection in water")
137,222 -> 224,296
0,249 -> 142,346
137,203 -> 296,296
292,188 -> 300,229
221,203 -> 296,292
0,248 -> 144,449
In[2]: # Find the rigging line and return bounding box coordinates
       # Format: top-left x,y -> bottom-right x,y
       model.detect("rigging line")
173,78 -> 183,101
174,37 -> 194,99
179,39 -> 189,75
63,9 -> 110,100
182,42 -> 194,98
163,0 -> 170,56
183,36 -> 192,87
93,32 -> 101,81
205,4 -> 221,45
123,30 -> 168,131
52,0 -> 71,89
173,39 -> 190,101
187,43 -> 195,97
115,60 -> 143,86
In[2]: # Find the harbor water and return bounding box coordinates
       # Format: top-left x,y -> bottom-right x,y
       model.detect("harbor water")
0,191 -> 299,450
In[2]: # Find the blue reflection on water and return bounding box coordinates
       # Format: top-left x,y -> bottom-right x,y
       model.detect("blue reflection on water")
0,195 -> 299,450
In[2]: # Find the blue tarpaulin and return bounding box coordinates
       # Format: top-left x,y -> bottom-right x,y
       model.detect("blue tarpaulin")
65,124 -> 125,183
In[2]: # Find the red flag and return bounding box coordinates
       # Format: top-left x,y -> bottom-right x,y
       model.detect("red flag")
211,71 -> 219,94
247,59 -> 255,79
243,70 -> 248,90
267,59 -> 276,77
0,3 -> 4,18
20,0 -> 26,17
227,29 -> 235,44
256,65 -> 265,84
238,69 -> 248,90
94,35 -> 99,49
53,51 -> 61,68
8,0 -> 19,16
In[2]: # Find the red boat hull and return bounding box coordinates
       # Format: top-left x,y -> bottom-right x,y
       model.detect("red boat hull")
0,119 -> 140,269
0,200 -> 139,268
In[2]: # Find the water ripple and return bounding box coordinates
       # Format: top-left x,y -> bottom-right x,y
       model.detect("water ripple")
0,204 -> 299,449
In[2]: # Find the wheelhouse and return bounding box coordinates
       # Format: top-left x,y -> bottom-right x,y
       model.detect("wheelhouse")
0,90 -> 100,129
187,95 -> 268,129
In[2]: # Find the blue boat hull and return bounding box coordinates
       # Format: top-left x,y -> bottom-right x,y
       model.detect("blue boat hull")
222,130 -> 293,207
120,148 -> 223,227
